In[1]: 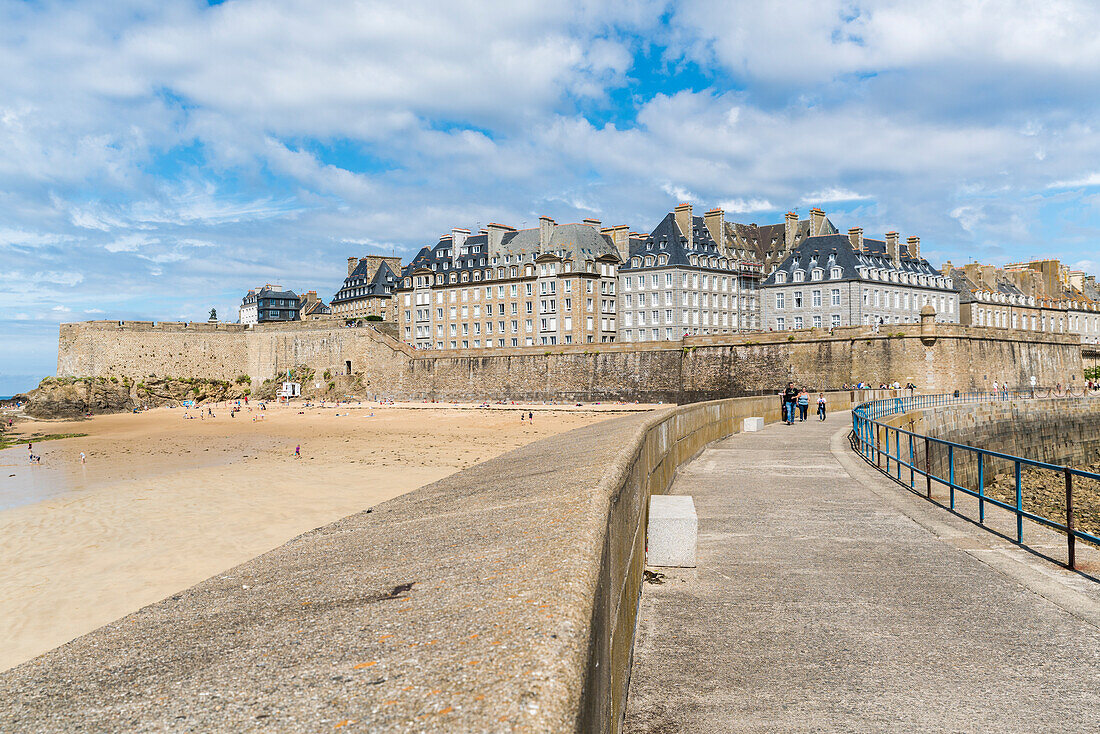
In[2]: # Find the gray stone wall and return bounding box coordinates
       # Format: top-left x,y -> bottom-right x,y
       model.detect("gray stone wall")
57,320 -> 1086,403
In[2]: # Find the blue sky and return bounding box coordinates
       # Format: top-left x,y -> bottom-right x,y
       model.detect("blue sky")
3,0 -> 1100,394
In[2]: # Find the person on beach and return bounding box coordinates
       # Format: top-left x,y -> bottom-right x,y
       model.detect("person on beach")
80,452 -> 86,464
797,389 -> 809,422
817,393 -> 827,421
528,411 -> 533,423
783,382 -> 798,425
294,445 -> 300,459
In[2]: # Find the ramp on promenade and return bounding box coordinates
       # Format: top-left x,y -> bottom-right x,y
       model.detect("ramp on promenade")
625,412 -> 1100,733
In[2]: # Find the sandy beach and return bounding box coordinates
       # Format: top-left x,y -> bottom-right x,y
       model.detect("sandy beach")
0,400 -> 652,671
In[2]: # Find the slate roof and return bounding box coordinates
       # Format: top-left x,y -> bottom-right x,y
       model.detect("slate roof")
332,260 -> 398,303
621,213 -> 723,272
399,224 -> 619,280
242,286 -> 299,305
761,234 -> 951,289
727,216 -> 838,267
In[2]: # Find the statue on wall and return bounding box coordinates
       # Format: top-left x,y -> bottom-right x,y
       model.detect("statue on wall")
209,308 -> 218,321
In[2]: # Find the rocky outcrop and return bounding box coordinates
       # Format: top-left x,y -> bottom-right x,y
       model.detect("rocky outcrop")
22,376 -> 252,419
22,377 -> 134,419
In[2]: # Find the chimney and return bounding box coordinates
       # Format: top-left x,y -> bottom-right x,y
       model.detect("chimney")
885,231 -> 900,266
704,208 -> 726,250
539,215 -> 555,249
785,211 -> 799,247
451,227 -> 470,250
601,225 -> 630,261
674,202 -> 693,250
347,257 -> 360,277
809,208 -> 826,237
907,235 -> 920,260
486,222 -> 515,253
848,227 -> 863,252
582,217 -> 601,229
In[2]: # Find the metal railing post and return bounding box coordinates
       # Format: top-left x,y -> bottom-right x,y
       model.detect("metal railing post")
909,433 -> 915,489
949,444 -> 955,510
978,452 -> 985,524
1066,468 -> 1076,570
1015,460 -> 1022,543
925,437 -> 932,499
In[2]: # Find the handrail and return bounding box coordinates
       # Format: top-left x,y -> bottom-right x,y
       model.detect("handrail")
851,390 -> 1100,570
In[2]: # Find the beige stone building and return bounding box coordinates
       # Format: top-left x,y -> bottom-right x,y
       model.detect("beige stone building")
396,218 -> 622,349
331,256 -> 402,322
943,260 -> 1100,344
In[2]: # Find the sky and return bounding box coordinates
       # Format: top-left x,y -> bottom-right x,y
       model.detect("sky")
4,0 -> 1100,394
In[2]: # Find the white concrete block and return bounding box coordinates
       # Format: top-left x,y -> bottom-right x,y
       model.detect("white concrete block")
647,495 -> 697,568
743,416 -> 765,432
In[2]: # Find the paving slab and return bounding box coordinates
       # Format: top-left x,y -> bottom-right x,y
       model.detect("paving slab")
625,412 -> 1100,734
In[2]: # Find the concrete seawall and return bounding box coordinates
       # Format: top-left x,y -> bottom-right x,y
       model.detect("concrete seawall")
0,391 -> 871,732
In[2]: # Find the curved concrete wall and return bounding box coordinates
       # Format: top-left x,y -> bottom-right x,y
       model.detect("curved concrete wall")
0,391 -> 874,732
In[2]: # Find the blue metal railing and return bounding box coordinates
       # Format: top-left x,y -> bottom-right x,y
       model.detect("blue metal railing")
851,390 -> 1100,570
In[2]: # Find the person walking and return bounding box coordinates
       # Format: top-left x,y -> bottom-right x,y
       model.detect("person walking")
80,451 -> 86,464
797,389 -> 809,422
783,382 -> 798,425
817,393 -> 827,421
294,445 -> 301,459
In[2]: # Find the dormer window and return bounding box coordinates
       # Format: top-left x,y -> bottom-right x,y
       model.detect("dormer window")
811,268 -> 823,281
658,254 -> 669,266
775,271 -> 788,284
632,257 -> 641,268
830,267 -> 842,279
793,270 -> 805,282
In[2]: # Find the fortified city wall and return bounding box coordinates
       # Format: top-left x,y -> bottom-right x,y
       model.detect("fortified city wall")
886,397 -> 1100,491
58,318 -> 1086,402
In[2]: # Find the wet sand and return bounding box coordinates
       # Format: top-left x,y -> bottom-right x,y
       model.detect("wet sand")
0,400 -> 649,671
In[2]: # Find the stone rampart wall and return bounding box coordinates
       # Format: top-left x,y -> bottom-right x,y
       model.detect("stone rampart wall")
881,397 -> 1100,491
57,320 -> 1087,402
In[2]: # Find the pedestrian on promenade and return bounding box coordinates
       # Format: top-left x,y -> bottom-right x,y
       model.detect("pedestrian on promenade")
783,382 -> 798,425
817,393 -> 827,421
797,389 -> 809,422
528,411 -> 533,423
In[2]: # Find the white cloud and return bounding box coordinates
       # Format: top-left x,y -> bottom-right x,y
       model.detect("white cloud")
104,233 -> 157,253
1048,172 -> 1100,189
661,183 -> 697,202
717,198 -> 774,213
801,188 -> 870,204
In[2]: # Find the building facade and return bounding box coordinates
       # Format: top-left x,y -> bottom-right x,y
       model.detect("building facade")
331,256 -> 402,322
396,218 -> 622,350
617,204 -> 765,342
943,260 -> 1100,344
761,229 -> 959,331
239,285 -> 303,324
298,290 -> 333,320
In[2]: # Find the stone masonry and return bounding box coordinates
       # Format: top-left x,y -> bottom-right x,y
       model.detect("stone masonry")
57,319 -> 1086,403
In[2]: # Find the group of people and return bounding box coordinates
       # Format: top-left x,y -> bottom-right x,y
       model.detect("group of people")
841,381 -> 916,391
780,383 -> 827,425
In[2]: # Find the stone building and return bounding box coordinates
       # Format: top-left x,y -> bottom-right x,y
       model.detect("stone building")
331,256 -> 402,322
942,260 -> 1100,344
298,291 -> 332,320
396,218 -> 622,350
617,204 -> 765,342
761,229 -> 959,331
239,285 -> 302,324
726,207 -> 840,275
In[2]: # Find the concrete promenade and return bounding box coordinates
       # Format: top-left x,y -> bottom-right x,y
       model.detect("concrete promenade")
625,412 -> 1100,733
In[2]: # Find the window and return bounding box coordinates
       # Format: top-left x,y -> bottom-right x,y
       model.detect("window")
776,317 -> 786,330
811,268 -> 823,281
831,314 -> 841,328
794,316 -> 803,329
794,291 -> 803,308
830,267 -> 842,279
813,315 -> 822,328
831,288 -> 841,306
793,270 -> 805,282
775,293 -> 785,309
812,290 -> 821,307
